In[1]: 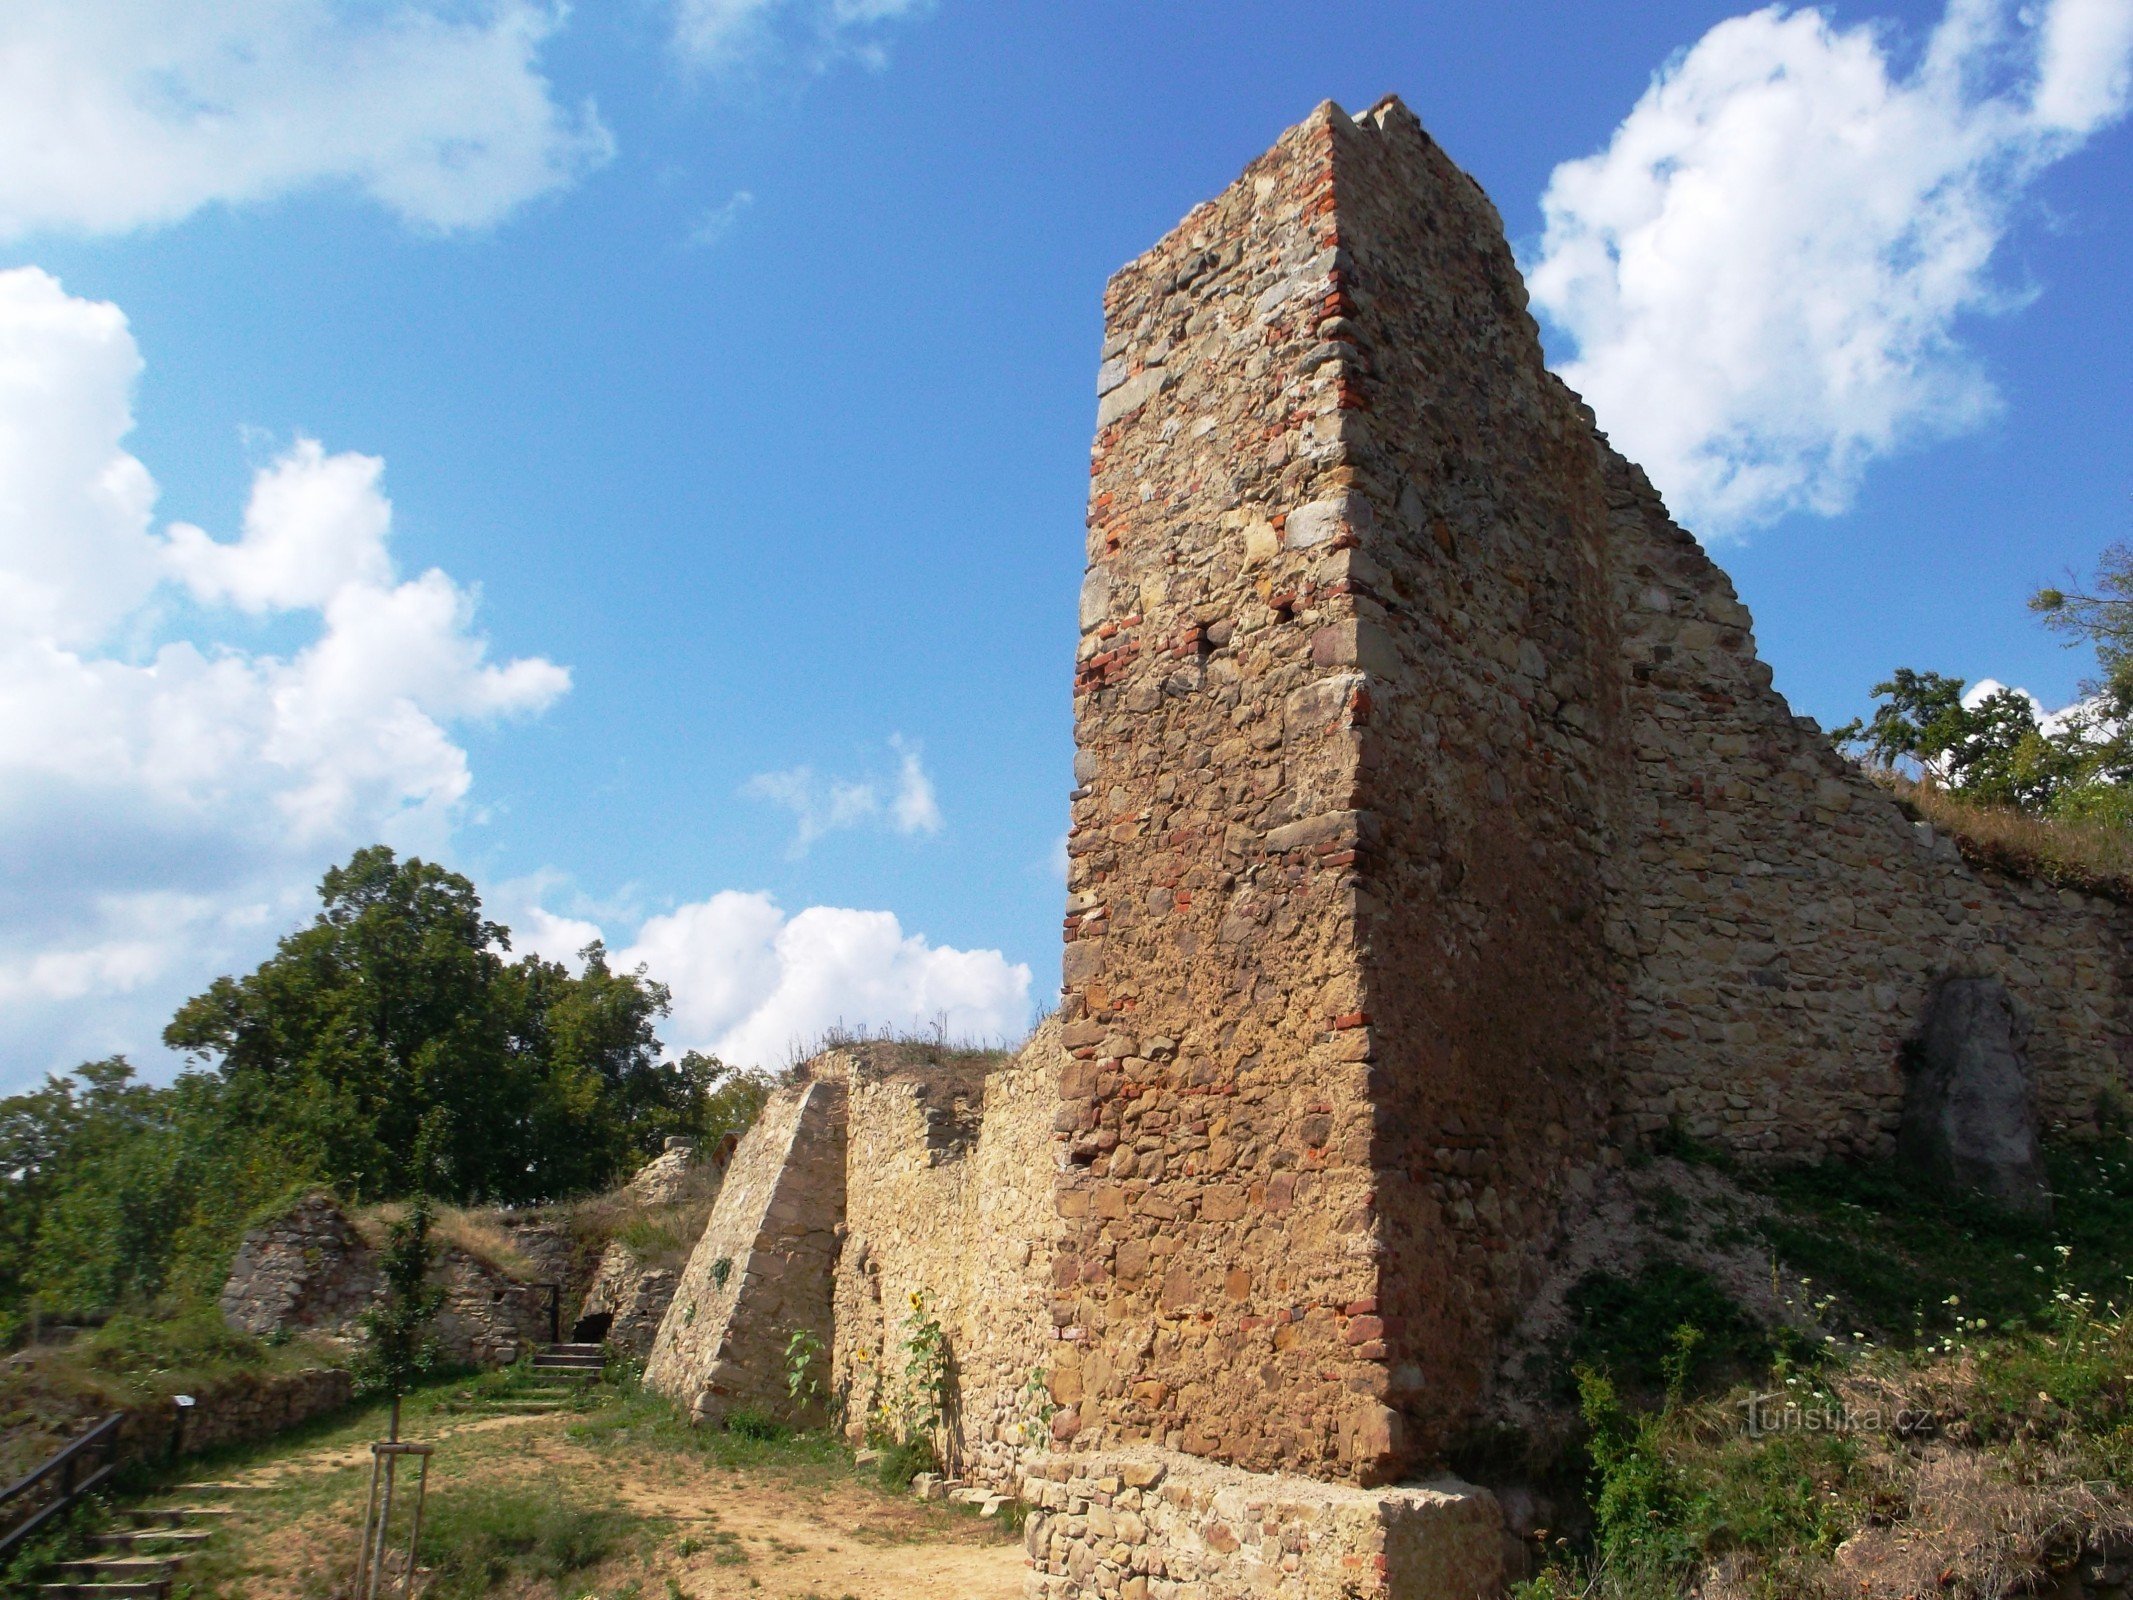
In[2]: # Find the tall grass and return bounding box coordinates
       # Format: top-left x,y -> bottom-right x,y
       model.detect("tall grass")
1883,775 -> 2133,898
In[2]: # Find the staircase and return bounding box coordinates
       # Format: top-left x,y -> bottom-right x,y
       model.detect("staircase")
529,1341 -> 605,1381
35,1484 -> 264,1599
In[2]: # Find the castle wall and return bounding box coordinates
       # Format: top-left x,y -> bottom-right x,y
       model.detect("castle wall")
1321,101 -> 1627,1460
832,1029 -> 1059,1490
1051,89 -> 2133,1497
1058,104 -> 1391,1485
1606,449 -> 2133,1155
1055,96 -> 1636,1485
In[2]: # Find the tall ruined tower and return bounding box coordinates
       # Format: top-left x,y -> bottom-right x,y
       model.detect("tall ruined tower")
1053,96 -> 1627,1487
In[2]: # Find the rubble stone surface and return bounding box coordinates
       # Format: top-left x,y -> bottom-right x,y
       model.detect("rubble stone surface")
576,1240 -> 681,1358
218,1192 -> 554,1368
1019,1449 -> 1501,1600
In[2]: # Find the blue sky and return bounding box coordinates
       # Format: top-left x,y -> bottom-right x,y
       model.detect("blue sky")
1,0 -> 2128,1089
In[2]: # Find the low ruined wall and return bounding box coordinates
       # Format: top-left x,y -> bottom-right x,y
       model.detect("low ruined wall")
1018,1449 -> 1501,1600
220,1194 -> 552,1369
1607,449 -> 2133,1160
578,1240 -> 680,1359
429,1249 -> 553,1367
221,1192 -> 378,1336
830,1026 -> 1059,1489
167,1365 -> 356,1457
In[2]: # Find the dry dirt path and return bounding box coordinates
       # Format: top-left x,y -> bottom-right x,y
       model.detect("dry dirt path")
162,1385 -> 1024,1600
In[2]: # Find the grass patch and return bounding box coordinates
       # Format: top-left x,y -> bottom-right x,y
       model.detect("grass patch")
417,1478 -> 652,1599
1754,1138 -> 2133,1340
1519,1133 -> 2133,1599
1884,776 -> 2133,901
869,1434 -> 938,1490
724,1406 -> 786,1442
0,1303 -> 345,1481
1564,1261 -> 1775,1398
562,1381 -> 851,1482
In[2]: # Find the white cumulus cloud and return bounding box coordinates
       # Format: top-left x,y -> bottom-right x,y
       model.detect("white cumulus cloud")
0,0 -> 612,238
614,890 -> 1031,1068
0,266 -> 567,1083
1528,0 -> 2133,535
671,0 -> 932,73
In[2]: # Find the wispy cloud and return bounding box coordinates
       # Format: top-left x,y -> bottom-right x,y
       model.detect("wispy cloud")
0,267 -> 568,1084
670,0 -> 933,75
744,734 -> 943,856
1528,0 -> 2133,536
687,188 -> 756,247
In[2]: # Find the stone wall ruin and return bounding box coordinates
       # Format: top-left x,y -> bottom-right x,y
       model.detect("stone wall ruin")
1050,95 -> 2133,1509
641,94 -> 2133,1599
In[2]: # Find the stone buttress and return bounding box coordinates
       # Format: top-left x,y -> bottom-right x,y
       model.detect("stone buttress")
645,1077 -> 846,1424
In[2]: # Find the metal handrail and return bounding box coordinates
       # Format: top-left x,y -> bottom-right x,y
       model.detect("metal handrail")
0,1413 -> 124,1556
531,1282 -> 561,1345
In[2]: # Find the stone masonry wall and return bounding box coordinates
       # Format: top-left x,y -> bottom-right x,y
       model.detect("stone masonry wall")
645,1077 -> 846,1424
1606,447 -> 2133,1155
1055,96 -> 1627,1485
830,1027 -> 1059,1490
1019,1448 -> 1501,1600
1323,100 -> 1626,1460
1058,97 -> 1400,1490
1053,92 -> 2133,1497
219,1192 -> 551,1368
578,1240 -> 680,1359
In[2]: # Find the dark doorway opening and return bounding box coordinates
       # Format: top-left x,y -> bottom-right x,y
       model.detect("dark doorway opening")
569,1311 -> 613,1345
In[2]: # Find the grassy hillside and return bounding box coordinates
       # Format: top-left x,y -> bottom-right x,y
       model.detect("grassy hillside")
1512,1134 -> 2133,1599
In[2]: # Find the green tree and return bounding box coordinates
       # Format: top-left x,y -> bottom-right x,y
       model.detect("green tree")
0,1059 -> 318,1325
1834,669 -> 2076,808
358,1197 -> 446,1439
2033,540 -> 2133,716
4,847 -> 758,1331
163,846 -> 702,1205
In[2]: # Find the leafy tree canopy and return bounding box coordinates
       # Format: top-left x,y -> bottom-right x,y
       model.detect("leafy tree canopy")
2,847 -> 757,1329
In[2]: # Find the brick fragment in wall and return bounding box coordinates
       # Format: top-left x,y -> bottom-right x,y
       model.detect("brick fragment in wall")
644,1079 -> 846,1426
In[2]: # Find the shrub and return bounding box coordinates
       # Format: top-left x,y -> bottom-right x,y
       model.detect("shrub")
416,1481 -> 643,1599
723,1406 -> 786,1441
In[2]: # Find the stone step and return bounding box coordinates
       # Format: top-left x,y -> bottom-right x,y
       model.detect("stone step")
531,1352 -> 603,1366
49,1558 -> 185,1579
34,1584 -> 171,1599
120,1507 -> 235,1526
172,1481 -> 272,1494
544,1342 -> 604,1356
89,1533 -> 208,1552
527,1369 -> 599,1383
